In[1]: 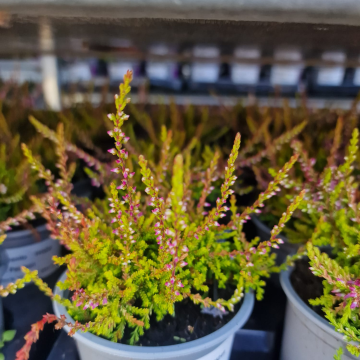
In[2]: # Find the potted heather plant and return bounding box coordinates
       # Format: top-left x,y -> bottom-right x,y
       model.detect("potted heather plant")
0,71 -> 304,360
0,103 -> 61,287
248,116 -> 357,265
280,127 -> 360,360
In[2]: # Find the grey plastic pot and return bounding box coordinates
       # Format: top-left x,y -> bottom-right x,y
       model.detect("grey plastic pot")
1,224 -> 61,286
280,268 -> 358,360
53,271 -> 255,360
251,215 -> 299,265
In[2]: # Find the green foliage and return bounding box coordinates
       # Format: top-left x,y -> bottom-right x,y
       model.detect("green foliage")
0,102 -> 39,222
0,329 -> 16,359
5,71 -> 303,346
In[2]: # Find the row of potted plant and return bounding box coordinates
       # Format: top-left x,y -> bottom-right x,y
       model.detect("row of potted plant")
0,73 -> 359,360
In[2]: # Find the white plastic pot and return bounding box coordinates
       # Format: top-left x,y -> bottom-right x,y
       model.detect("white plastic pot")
53,271 -> 255,360
1,224 -> 61,286
250,215 -> 299,265
280,268 -> 357,360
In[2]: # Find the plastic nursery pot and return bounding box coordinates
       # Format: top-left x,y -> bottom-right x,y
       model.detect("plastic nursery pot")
53,271 -> 255,360
250,215 -> 299,266
280,268 -> 357,360
72,178 -> 94,200
1,223 -> 61,287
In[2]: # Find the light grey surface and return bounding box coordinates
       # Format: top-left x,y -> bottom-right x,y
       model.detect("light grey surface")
280,268 -> 357,360
53,270 -> 255,360
0,0 -> 360,26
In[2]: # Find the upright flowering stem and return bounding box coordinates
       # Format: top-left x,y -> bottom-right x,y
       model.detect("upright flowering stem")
236,154 -> 299,228
197,151 -> 220,216
193,133 -> 241,239
106,70 -> 142,253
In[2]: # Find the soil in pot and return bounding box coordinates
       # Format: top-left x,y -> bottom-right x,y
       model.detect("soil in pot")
290,258 -> 324,318
136,297 -> 241,346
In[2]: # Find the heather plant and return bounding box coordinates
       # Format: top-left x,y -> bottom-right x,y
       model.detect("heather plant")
291,128 -> 360,358
255,116 -> 360,244
0,104 -> 39,222
0,71 -> 305,360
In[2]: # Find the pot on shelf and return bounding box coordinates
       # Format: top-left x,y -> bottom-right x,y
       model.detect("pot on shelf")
53,271 -> 255,360
0,223 -> 61,287
280,268 -> 357,360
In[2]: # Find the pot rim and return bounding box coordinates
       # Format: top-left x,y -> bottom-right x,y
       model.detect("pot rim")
250,214 -> 288,242
4,223 -> 48,240
53,270 -> 254,359
280,267 -> 344,342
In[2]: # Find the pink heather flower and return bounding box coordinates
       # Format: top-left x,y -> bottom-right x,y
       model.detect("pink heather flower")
180,261 -> 188,267
112,229 -> 119,235
205,226 -> 209,231
344,292 -> 357,300
220,213 -> 226,218
255,209 -> 261,214
129,172 -> 135,178
92,302 -> 99,309
194,234 -> 199,240
204,202 -> 211,207
202,211 -> 208,216
272,244 -> 280,249
351,301 -> 359,309
111,168 -> 120,173
157,235 -> 162,241
76,301 -> 83,307
165,229 -> 174,236
152,208 -> 159,214
155,229 -> 161,235
165,282 -> 170,287
108,148 -> 116,155
145,187 -> 150,194
170,277 -> 175,284
174,257 -> 179,263
170,249 -> 176,255
111,218 -> 117,223
182,246 -> 189,252
166,264 -> 173,270
278,239 -> 284,244
83,303 -> 89,310
123,137 -> 130,143
214,222 -> 220,227
155,222 -> 160,227
175,291 -> 180,296
107,130 -> 114,137
177,281 -> 184,288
